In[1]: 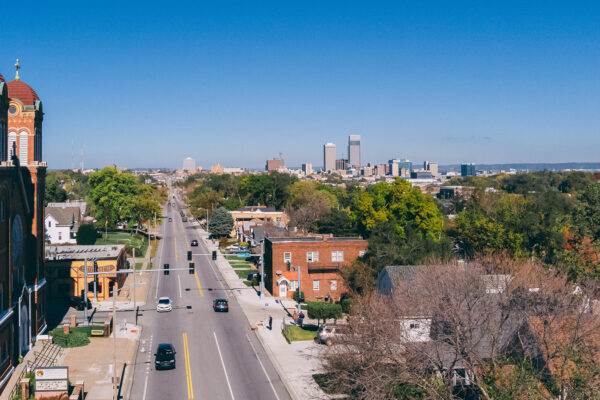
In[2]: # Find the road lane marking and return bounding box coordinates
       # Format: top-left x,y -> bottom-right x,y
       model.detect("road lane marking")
246,334 -> 280,400
178,275 -> 183,298
142,374 -> 149,400
194,271 -> 204,297
174,236 -> 178,262
183,332 -> 194,399
214,331 -> 235,400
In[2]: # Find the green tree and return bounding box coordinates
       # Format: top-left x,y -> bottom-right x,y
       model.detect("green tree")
88,167 -> 140,229
76,224 -> 98,245
574,183 -> 600,240
208,207 -> 234,238
45,176 -> 68,205
317,209 -> 357,236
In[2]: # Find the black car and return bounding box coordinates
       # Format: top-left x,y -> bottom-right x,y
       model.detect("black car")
213,299 -> 229,312
155,343 -> 176,370
68,296 -> 91,311
168,217 -> 172,222
191,239 -> 198,247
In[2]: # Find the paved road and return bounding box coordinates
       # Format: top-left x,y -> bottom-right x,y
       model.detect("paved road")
130,191 -> 291,400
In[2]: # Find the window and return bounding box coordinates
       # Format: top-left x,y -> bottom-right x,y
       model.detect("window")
19,132 -> 28,162
283,252 -> 291,263
58,232 -> 62,241
290,280 -> 298,291
48,220 -> 51,227
330,280 -> 337,290
306,252 -> 319,263
359,250 -> 365,257
313,280 -> 320,291
331,251 -> 344,262
409,323 -> 420,329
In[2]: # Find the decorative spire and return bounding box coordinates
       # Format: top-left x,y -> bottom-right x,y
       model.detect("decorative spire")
14,59 -> 20,80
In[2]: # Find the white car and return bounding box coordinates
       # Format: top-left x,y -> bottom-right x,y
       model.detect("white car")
157,297 -> 172,312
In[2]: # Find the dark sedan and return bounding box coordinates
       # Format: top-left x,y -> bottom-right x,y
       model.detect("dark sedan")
191,239 -> 198,247
155,343 -> 176,370
213,299 -> 229,312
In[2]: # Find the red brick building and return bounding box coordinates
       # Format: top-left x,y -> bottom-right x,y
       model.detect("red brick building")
264,236 -> 367,302
0,64 -> 47,391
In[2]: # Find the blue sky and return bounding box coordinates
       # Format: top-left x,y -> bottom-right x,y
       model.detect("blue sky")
2,1 -> 599,169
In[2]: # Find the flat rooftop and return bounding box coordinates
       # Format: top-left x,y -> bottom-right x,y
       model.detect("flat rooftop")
266,236 -> 365,243
45,245 -> 125,261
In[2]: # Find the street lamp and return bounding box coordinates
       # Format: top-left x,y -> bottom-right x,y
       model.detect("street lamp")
287,261 -> 301,316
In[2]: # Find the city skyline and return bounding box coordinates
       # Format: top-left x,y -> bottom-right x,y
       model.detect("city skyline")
2,1 -> 599,169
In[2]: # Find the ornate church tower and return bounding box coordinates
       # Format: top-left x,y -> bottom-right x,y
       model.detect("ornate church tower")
6,60 -> 43,165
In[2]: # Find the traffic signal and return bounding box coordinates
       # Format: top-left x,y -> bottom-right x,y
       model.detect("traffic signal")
163,264 -> 170,275
212,251 -> 217,261
189,262 -> 195,274
187,251 -> 192,261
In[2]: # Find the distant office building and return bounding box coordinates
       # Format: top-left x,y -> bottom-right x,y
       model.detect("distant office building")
182,157 -> 196,171
461,163 -> 476,177
399,159 -> 412,173
348,135 -> 361,169
302,163 -> 313,176
266,157 -> 285,171
389,159 -> 400,176
323,143 -> 336,172
411,171 -> 433,179
424,161 -> 438,176
335,159 -> 348,171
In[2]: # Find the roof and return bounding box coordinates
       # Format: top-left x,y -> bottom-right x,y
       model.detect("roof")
7,79 -> 40,105
45,206 -> 81,227
235,206 -> 279,213
267,236 -> 365,243
45,245 -> 125,261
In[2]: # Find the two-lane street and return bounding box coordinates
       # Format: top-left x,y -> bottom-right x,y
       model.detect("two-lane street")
130,192 -> 291,400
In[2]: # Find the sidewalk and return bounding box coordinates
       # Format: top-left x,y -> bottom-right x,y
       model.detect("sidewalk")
198,227 -> 330,400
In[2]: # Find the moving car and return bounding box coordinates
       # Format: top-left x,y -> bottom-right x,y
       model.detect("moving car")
213,299 -> 229,312
155,343 -> 176,370
68,296 -> 92,311
191,239 -> 198,247
156,297 -> 172,312
316,325 -> 347,346
168,217 -> 172,222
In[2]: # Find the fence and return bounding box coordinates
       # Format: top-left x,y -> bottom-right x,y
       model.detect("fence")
7,342 -> 64,399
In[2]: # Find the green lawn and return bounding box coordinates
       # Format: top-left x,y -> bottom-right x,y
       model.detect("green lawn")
234,269 -> 254,279
96,232 -> 149,257
134,262 -> 143,270
230,262 -> 254,269
282,324 -> 318,343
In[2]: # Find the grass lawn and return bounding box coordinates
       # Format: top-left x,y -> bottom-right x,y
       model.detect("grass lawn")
230,262 -> 254,269
96,232 -> 149,257
134,262 -> 143,270
282,324 -> 318,343
234,269 -> 254,279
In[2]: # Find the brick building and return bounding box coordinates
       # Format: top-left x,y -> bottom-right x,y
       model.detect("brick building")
0,64 -> 47,391
266,157 -> 284,171
264,236 -> 367,302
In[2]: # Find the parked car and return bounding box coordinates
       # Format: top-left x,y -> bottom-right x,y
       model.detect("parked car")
68,296 -> 91,311
156,297 -> 172,312
155,343 -> 176,370
316,325 -> 347,346
213,299 -> 229,312
191,239 -> 198,247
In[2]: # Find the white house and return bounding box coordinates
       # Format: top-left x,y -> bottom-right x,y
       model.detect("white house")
44,205 -> 82,244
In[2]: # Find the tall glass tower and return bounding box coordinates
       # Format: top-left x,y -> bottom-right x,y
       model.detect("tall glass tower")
348,135 -> 361,169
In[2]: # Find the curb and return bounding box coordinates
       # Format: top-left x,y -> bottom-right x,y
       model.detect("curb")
123,325 -> 143,400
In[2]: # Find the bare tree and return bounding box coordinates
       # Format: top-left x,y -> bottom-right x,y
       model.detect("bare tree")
321,258 -> 600,399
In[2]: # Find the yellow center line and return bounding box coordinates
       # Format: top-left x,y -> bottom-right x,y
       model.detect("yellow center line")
183,332 -> 194,399
174,236 -> 178,262
194,271 -> 204,297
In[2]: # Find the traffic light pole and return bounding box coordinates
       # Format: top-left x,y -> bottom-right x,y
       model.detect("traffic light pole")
260,240 -> 264,300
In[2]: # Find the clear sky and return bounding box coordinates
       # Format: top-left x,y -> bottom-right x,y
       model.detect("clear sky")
2,1 -> 599,169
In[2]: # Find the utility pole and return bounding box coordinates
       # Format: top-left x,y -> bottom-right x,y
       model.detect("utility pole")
132,248 -> 136,324
260,240 -> 264,300
296,265 -> 301,315
112,286 -> 117,400
83,258 -> 89,326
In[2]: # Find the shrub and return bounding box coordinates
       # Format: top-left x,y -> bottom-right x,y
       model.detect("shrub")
52,330 -> 89,348
292,291 -> 305,302
307,301 -> 342,326
77,224 -> 98,245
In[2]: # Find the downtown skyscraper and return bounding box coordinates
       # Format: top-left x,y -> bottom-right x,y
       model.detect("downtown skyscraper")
323,142 -> 336,172
348,135 -> 361,169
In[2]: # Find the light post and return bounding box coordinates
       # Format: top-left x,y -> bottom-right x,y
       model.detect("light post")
260,240 -> 264,300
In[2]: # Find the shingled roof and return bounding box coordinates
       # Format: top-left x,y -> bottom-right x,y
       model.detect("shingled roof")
45,205 -> 81,228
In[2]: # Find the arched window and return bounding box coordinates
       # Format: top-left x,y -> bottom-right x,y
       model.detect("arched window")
19,132 -> 28,163
8,131 -> 16,158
